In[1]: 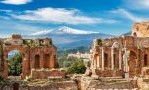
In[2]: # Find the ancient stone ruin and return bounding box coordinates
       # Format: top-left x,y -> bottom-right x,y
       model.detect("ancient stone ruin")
0,34 -> 64,79
78,21 -> 149,90
90,21 -> 149,78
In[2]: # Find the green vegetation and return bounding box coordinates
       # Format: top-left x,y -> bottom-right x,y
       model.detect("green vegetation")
57,47 -> 88,74
8,53 -> 23,76
23,39 -> 53,48
66,59 -> 86,74
57,46 -> 90,67
97,39 -> 102,46
23,39 -> 39,48
0,76 -> 9,86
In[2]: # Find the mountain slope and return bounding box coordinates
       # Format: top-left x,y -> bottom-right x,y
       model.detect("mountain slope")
26,26 -> 115,49
30,26 -> 99,36
123,31 -> 131,36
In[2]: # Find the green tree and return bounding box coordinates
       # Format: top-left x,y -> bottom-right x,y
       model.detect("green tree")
66,59 -> 86,74
8,53 -> 23,76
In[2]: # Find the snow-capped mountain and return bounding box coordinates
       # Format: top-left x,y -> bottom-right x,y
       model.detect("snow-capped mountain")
30,30 -> 52,36
57,26 -> 99,34
26,26 -> 115,49
30,26 -> 99,36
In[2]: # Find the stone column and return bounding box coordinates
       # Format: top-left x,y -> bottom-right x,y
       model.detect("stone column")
93,55 -> 97,69
95,59 -> 97,69
91,55 -> 94,68
123,48 -> 129,78
97,55 -> 100,68
111,47 -> 114,70
102,47 -> 104,70
119,49 -> 122,70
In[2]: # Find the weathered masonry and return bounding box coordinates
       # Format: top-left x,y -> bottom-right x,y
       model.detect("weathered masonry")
90,21 -> 149,78
0,34 -> 58,79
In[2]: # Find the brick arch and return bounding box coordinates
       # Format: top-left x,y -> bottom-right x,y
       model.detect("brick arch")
3,46 -> 29,79
0,35 -> 57,79
104,53 -> 108,69
7,50 -> 24,76
7,50 -> 25,59
127,48 -> 138,55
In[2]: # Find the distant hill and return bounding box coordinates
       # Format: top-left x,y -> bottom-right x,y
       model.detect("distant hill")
58,46 -> 91,55
25,26 -> 115,49
122,31 -> 131,36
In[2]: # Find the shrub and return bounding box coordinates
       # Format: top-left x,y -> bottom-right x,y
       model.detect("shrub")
66,60 -> 86,74
8,53 -> 22,76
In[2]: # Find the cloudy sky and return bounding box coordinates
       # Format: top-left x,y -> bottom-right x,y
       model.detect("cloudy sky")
0,0 -> 149,37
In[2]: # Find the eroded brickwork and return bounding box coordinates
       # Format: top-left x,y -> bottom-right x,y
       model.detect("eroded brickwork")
90,21 -> 149,78
132,21 -> 149,37
0,34 -> 57,79
31,69 -> 65,79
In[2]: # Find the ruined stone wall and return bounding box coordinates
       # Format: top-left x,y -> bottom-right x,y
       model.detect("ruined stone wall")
0,81 -> 78,90
87,81 -> 137,90
31,69 -> 65,79
30,46 -> 57,69
0,35 -> 58,79
95,69 -> 123,77
132,21 -> 149,37
0,40 -> 3,71
102,36 -> 149,48
91,35 -> 149,78
135,37 -> 149,48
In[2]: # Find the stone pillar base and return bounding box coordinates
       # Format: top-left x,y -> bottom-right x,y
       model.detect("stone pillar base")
91,68 -> 99,79
125,72 -> 129,78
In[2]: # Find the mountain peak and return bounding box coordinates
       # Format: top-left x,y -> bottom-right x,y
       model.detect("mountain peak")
29,26 -> 99,36
57,26 -> 99,34
58,26 -> 70,30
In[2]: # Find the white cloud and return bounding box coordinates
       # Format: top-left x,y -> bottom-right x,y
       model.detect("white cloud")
0,19 -> 42,35
1,0 -> 32,5
110,9 -> 148,22
30,30 -> 52,36
124,0 -> 149,10
0,10 -> 13,13
9,7 -> 116,25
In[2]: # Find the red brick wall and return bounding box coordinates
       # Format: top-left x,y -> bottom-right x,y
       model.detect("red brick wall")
31,69 -> 65,79
95,69 -> 124,77
0,38 -> 57,79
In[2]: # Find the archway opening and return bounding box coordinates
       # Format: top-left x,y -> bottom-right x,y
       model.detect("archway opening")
114,54 -> 117,68
8,50 -> 23,76
144,54 -> 148,66
35,55 -> 40,69
104,53 -> 108,68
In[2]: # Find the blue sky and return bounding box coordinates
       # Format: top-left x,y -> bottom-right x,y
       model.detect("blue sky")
0,0 -> 149,37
